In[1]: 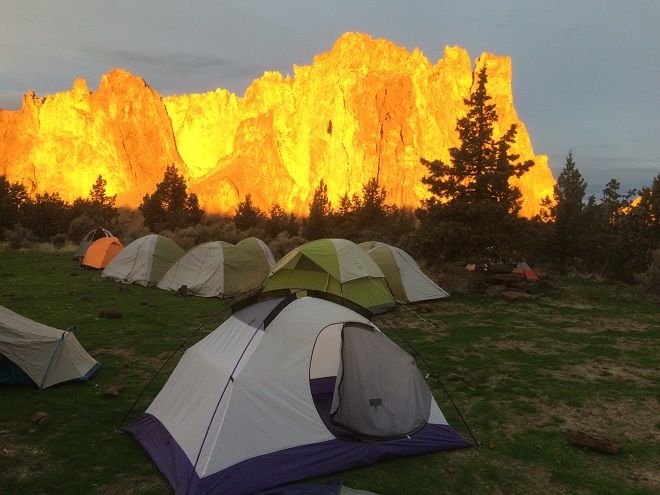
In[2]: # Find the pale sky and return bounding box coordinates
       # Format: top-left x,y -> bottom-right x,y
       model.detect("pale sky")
1,0 -> 658,196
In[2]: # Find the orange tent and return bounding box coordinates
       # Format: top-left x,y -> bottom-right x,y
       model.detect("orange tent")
82,237 -> 123,269
512,261 -> 539,281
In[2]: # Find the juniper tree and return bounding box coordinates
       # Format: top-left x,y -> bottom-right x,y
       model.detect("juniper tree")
139,164 -> 203,232
303,180 -> 333,240
418,66 -> 533,261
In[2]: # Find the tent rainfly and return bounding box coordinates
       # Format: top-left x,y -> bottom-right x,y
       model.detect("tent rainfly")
82,237 -> 123,269
157,241 -> 265,298
74,227 -> 113,260
512,261 -> 540,282
124,294 -> 469,495
0,305 -> 99,388
102,234 -> 184,286
262,239 -> 395,313
360,242 -> 450,303
236,237 -> 276,275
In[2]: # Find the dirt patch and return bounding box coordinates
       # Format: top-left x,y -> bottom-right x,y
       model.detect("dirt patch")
543,299 -> 599,311
92,347 -> 168,370
478,336 -> 570,355
542,360 -> 657,385
500,397 -> 659,443
0,429 -> 46,481
561,317 -> 652,335
94,475 -> 167,495
632,467 -> 660,491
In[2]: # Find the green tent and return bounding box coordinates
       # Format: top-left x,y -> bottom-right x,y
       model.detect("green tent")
101,234 -> 184,286
360,241 -> 449,303
157,241 -> 265,298
262,238 -> 395,313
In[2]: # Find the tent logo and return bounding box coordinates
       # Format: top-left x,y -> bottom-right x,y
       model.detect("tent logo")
369,398 -> 382,410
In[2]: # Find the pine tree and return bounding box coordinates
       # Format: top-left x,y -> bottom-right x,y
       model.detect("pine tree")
139,164 -> 203,232
355,177 -> 389,229
304,180 -> 333,240
418,66 -> 533,261
547,151 -> 587,272
0,176 -> 29,234
265,203 -> 298,237
234,194 -> 266,231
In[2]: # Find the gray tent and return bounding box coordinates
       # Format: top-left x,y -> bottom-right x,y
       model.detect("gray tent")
74,227 -> 113,260
102,234 -> 184,286
0,305 -> 99,388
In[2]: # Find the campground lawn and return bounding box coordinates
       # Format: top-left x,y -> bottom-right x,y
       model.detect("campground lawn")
0,249 -> 658,495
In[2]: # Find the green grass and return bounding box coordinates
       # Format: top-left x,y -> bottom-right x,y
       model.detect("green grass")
1,250 -> 658,494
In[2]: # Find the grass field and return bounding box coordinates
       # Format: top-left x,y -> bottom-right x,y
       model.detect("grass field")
0,249 -> 658,494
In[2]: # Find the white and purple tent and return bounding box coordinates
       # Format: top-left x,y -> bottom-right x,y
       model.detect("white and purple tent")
124,293 -> 470,495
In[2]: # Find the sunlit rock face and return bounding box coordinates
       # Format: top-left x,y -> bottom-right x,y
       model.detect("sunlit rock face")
0,33 -> 554,217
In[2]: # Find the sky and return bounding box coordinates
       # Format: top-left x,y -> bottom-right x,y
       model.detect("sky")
1,0 -> 658,196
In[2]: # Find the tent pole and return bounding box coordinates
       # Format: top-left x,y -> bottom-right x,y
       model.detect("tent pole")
115,306 -> 231,432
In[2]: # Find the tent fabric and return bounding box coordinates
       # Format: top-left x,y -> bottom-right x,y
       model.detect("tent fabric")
124,295 -> 469,495
74,227 -> 113,260
0,305 -> 99,388
512,261 -> 539,281
263,239 -> 395,313
157,241 -> 265,298
330,324 -> 432,439
82,237 -> 123,269
101,234 -> 184,286
360,242 -> 449,303
237,237 -> 276,274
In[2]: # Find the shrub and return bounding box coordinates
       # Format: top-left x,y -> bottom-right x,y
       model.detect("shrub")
5,224 -> 36,249
635,248 -> 660,295
68,215 -> 97,243
268,232 -> 307,260
51,233 -> 67,250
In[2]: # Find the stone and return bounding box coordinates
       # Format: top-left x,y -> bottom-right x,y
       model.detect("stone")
102,386 -> 123,398
99,308 -> 122,319
501,290 -> 535,300
0,34 -> 554,218
30,412 -> 49,425
569,430 -> 621,454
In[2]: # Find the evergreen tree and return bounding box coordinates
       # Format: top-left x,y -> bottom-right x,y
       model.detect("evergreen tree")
265,203 -> 298,237
69,175 -> 119,226
233,194 -> 266,231
303,180 -> 333,240
0,176 -> 29,234
418,66 -> 533,261
546,151 -> 587,272
21,192 -> 69,239
139,164 -> 203,232
354,177 -> 389,229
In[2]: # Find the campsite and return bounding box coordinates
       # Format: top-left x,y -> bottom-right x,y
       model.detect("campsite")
1,247 -> 658,495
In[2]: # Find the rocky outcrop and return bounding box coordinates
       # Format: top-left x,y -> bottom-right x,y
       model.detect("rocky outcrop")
0,32 -> 555,217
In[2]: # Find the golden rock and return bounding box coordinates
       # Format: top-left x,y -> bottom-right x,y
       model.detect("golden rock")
0,33 -> 555,218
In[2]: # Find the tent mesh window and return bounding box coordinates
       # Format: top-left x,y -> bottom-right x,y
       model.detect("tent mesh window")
310,323 -> 432,441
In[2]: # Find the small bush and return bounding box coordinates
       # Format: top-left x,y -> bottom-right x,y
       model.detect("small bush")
51,233 -> 67,250
5,223 -> 36,249
68,215 -> 97,243
268,232 -> 307,260
635,248 -> 660,295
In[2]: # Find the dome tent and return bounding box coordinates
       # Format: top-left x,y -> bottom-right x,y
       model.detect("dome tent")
236,237 -> 276,276
124,293 -> 469,495
360,242 -> 449,303
262,239 -> 395,313
82,236 -> 123,269
73,227 -> 113,260
157,241 -> 264,298
0,305 -> 99,389
101,234 -> 184,286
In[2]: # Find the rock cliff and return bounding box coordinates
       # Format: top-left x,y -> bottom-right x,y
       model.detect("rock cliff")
0,32 -> 554,217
